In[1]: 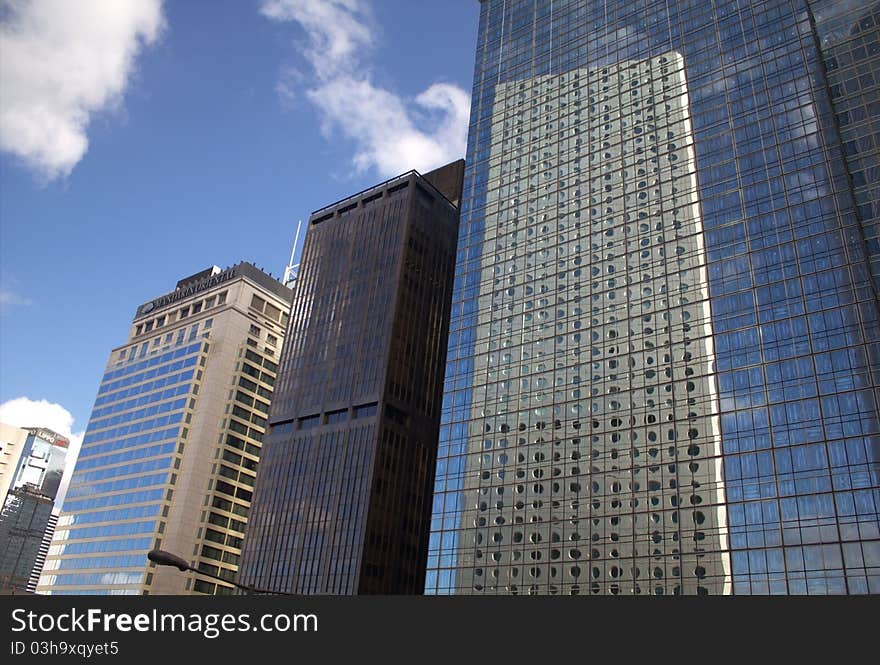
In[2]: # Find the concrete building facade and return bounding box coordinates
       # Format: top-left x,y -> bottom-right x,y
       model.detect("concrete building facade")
38,263 -> 292,595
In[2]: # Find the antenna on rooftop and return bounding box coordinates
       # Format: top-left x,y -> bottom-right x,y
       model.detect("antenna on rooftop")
283,219 -> 304,288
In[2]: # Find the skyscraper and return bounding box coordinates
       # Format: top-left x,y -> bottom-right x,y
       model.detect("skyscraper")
426,0 -> 880,595
38,263 -> 292,595
810,1 -> 880,289
238,162 -> 463,594
0,423 -> 30,507
29,510 -> 58,593
0,426 -> 69,593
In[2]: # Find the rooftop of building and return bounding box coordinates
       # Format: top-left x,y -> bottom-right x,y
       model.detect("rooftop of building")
310,159 -> 465,221
0,423 -> 68,447
134,261 -> 293,320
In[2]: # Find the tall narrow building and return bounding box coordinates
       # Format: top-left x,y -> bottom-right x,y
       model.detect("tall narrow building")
0,424 -> 30,505
38,263 -> 292,595
809,1 -> 880,290
0,426 -> 69,594
29,510 -> 59,593
238,161 -> 463,594
426,0 -> 880,595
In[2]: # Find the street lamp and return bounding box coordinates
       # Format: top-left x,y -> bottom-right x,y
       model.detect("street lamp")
147,549 -> 293,595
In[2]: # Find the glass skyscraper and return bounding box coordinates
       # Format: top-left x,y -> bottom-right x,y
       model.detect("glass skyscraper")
39,263 -> 292,595
811,1 -> 880,289
427,0 -> 880,595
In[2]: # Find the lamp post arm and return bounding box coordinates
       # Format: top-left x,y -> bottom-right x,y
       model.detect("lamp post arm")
147,549 -> 294,596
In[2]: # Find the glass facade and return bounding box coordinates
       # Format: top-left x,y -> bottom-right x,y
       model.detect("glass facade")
41,340 -> 204,594
40,265 -> 293,596
427,0 -> 880,595
810,1 -> 880,290
127,270 -> 293,595
239,165 -> 461,594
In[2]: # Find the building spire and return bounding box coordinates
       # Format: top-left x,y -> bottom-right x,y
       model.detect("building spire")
283,219 -> 303,288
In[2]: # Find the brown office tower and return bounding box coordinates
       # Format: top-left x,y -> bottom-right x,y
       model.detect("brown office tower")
238,161 -> 463,594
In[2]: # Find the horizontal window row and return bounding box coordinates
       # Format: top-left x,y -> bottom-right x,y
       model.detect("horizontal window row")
64,472 -> 170,500
43,572 -> 144,587
83,412 -> 185,446
62,489 -> 166,514
94,370 -> 195,409
74,442 -> 177,473
63,503 -> 161,527
62,519 -> 157,540
51,536 -> 154,557
51,554 -> 146,571
135,292 -> 227,338
102,341 -> 202,383
97,356 -> 200,398
88,398 -> 188,434
69,456 -> 174,487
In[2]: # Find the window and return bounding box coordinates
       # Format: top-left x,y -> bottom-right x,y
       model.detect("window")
354,403 -> 378,419
204,318 -> 213,330
192,302 -> 203,315
234,391 -> 254,408
156,315 -> 165,328
326,409 -> 347,425
271,420 -> 294,435
180,307 -> 189,319
215,480 -> 236,497
217,291 -> 227,305
267,334 -> 277,347
249,324 -> 261,337
250,295 -> 266,312
135,324 -> 143,335
205,296 -> 216,309
205,528 -> 225,543
265,303 -> 282,322
201,544 -> 222,560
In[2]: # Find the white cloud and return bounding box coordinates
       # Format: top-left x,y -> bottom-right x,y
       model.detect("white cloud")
0,397 -> 85,508
0,0 -> 165,181
261,0 -> 373,78
261,0 -> 469,178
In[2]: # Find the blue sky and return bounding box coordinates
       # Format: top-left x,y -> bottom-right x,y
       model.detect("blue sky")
0,0 -> 479,453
